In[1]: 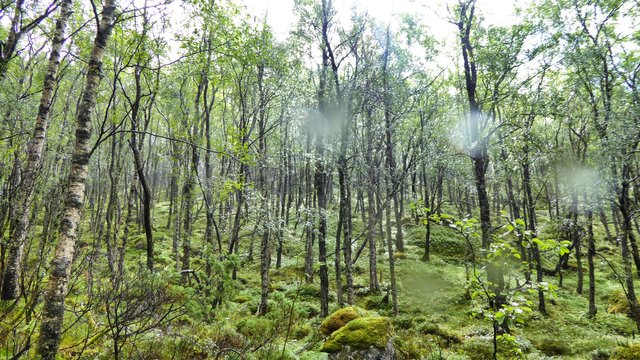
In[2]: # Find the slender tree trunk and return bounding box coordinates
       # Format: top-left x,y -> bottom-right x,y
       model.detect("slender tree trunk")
585,193 -> 596,317
599,207 -> 613,242
335,111 -> 353,305
257,61 -> 270,316
181,144 -> 198,280
365,109 -> 379,293
523,145 -> 545,315
304,129 -> 314,284
316,0 -> 331,317
610,202 -> 621,236
619,163 -> 640,332
129,66 -> 154,271
228,161 -> 246,281
204,89 -> 216,271
1,0 -> 73,300
276,123 -> 289,269
315,137 -> 329,317
421,164 -> 431,262
569,190 -> 584,294
182,77 -> 205,281
103,134 -> 122,274
171,143 -> 181,269
37,1 -> 117,357
457,0 -> 502,297
381,29 -> 398,314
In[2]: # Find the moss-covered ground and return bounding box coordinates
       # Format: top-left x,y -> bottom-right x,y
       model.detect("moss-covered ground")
2,201 -> 640,359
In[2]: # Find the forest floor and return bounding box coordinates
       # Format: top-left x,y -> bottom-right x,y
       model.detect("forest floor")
133,201 -> 640,359
4,201 -> 640,359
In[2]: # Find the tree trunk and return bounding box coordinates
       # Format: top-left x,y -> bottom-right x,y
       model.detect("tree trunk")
1,0 -> 72,300
316,0 -> 331,317
315,138 -> 329,317
421,164 -> 431,262
599,207 -> 613,242
181,151 -> 196,280
365,109 -> 379,293
523,145 -> 545,315
618,163 -> 640,332
304,129 -> 314,284
37,1 -> 116,357
129,65 -> 154,272
585,194 -> 596,318
257,61 -> 270,316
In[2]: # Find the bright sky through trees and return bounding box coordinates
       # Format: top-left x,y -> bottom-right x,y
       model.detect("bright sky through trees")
242,0 -> 530,41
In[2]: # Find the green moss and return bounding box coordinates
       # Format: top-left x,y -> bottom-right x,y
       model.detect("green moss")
536,337 -> 571,356
291,322 -> 313,340
393,252 -> 407,260
394,333 -> 430,359
212,324 -> 245,350
592,348 -> 612,360
236,317 -> 274,339
361,295 -> 392,311
232,294 -> 251,303
319,306 -> 363,336
611,343 -> 640,360
392,315 -> 415,330
416,323 -> 461,344
298,284 -> 322,298
461,337 -> 494,360
608,290 -> 635,315
320,316 -> 392,353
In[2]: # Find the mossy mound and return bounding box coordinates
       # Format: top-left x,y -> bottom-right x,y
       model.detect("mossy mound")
537,337 -> 571,356
236,317 -> 274,339
608,290 -> 635,315
321,316 -> 393,353
416,322 -> 461,344
320,306 -> 364,336
611,343 -> 640,360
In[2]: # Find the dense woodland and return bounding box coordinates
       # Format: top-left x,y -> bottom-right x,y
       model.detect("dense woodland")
0,0 -> 640,358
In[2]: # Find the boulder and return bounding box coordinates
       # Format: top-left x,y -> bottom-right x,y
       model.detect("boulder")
327,340 -> 396,360
321,316 -> 395,359
320,306 -> 363,337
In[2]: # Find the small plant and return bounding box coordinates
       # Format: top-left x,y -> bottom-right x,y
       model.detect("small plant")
431,212 -> 561,360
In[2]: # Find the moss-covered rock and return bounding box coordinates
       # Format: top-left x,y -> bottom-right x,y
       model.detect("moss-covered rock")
320,306 -> 363,336
611,343 -> 640,360
328,341 -> 397,360
321,316 -> 393,353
